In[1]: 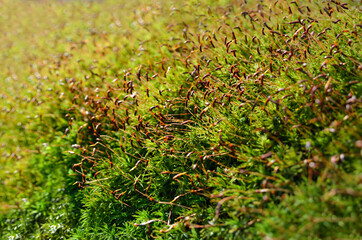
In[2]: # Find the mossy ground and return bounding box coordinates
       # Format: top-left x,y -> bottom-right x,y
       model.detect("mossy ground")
0,0 -> 361,239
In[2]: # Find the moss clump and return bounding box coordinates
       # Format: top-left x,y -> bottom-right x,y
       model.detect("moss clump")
0,0 -> 361,239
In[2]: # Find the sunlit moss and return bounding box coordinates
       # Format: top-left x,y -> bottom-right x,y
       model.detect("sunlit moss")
0,0 -> 361,239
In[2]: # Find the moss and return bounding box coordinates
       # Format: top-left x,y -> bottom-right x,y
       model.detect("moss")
0,0 -> 361,239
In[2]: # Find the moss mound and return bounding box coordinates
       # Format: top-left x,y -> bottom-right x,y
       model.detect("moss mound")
0,0 -> 361,239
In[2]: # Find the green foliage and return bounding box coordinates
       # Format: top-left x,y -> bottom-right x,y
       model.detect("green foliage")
0,132 -> 81,239
0,0 -> 361,239
256,166 -> 362,239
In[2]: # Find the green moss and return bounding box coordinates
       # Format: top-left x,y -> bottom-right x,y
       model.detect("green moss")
0,0 -> 361,239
